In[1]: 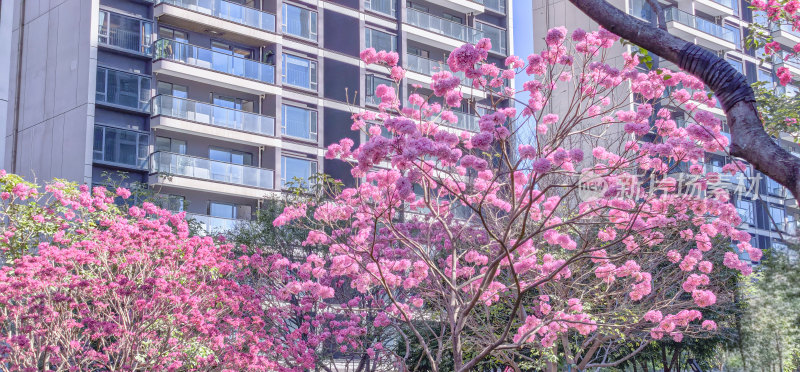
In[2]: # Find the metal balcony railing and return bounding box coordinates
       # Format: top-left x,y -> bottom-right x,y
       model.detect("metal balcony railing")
154,39 -> 275,84
663,7 -> 735,43
405,8 -> 484,44
155,0 -> 276,32
150,151 -> 275,189
152,95 -> 275,136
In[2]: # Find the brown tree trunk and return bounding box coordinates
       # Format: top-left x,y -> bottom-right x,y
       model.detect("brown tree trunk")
564,0 -> 800,200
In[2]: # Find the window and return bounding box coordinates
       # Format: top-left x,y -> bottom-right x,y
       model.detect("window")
282,105 -> 318,141
366,74 -> 394,105
163,194 -> 185,212
96,67 -> 151,111
365,28 -> 397,52
768,204 -> 786,231
407,46 -> 429,58
725,24 -> 741,49
442,13 -> 463,24
155,136 -> 187,154
157,81 -> 188,98
766,176 -> 783,196
158,26 -> 188,42
209,147 -> 253,165
726,58 -> 744,75
282,54 -> 318,90
93,125 -> 149,169
209,202 -> 238,219
281,156 -> 318,188
98,10 -> 153,54
365,0 -> 396,16
758,69 -> 774,87
407,1 -> 429,11
282,3 -> 317,40
475,22 -> 507,54
736,199 -> 755,225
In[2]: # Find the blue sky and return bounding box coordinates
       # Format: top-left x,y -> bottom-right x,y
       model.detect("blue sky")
512,0 -> 535,145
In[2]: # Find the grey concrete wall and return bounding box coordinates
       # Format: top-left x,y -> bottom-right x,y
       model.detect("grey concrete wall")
5,0 -> 98,184
0,0 -> 15,170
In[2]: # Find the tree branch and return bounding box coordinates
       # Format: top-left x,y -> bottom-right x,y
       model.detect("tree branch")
567,0 -> 800,200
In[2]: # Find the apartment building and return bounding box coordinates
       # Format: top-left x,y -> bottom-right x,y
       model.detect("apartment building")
532,0 -> 800,259
2,0 -> 513,233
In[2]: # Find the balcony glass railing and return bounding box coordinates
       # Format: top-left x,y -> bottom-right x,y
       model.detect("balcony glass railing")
475,22 -> 507,54
775,50 -> 800,70
405,54 -> 467,81
187,213 -> 242,233
663,8 -> 735,43
451,111 -> 480,131
152,95 -> 275,136
706,0 -> 734,9
405,8 -> 483,44
155,0 -> 276,32
772,23 -> 800,38
483,0 -> 505,13
98,11 -> 153,54
154,39 -> 275,84
96,66 -> 151,111
150,151 -> 275,189
364,0 -> 396,16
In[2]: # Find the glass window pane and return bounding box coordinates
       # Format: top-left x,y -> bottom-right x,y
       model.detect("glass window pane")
284,55 -> 313,88
282,156 -> 315,187
172,139 -> 186,154
209,148 -> 231,162
156,136 -> 172,152
283,105 -> 313,139
366,29 -> 396,52
209,202 -> 236,219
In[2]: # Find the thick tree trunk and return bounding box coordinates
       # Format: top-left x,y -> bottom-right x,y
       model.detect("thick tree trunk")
565,0 -> 800,200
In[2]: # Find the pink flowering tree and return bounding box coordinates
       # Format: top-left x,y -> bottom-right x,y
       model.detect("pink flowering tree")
276,29 -> 759,371
0,175 -> 357,371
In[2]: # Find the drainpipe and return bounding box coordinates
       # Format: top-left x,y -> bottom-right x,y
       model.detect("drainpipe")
11,0 -> 27,173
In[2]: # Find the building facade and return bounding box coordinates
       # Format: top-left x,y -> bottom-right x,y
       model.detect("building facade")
2,0 -> 513,233
532,0 -> 800,259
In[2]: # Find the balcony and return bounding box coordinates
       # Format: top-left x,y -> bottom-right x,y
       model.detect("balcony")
451,111 -> 480,132
364,0 -> 397,17
404,54 -> 486,99
419,0 -> 485,15
475,22 -> 507,55
663,8 -> 735,51
153,39 -> 278,95
187,213 -> 243,234
690,0 -> 735,18
771,23 -> 800,48
95,66 -> 151,112
773,51 -> 800,78
483,0 -> 505,13
152,95 -> 279,146
93,125 -> 149,170
98,11 -> 153,56
150,152 -> 277,198
154,0 -> 278,45
405,8 -> 484,50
